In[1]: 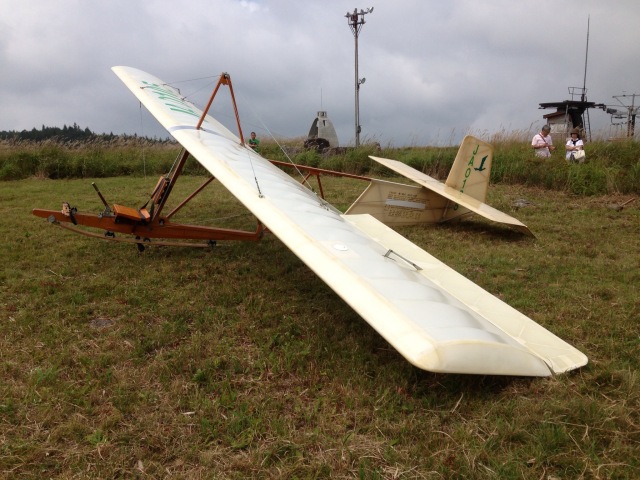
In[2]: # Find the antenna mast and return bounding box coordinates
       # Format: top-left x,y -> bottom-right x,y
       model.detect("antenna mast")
581,15 -> 590,102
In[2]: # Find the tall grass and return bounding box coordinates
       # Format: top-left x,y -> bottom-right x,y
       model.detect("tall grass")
0,138 -> 206,180
1,135 -> 638,194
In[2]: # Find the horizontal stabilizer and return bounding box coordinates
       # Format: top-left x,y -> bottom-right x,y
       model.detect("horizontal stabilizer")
370,156 -> 533,236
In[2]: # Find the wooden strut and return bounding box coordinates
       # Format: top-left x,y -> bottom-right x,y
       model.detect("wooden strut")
32,72 -> 265,247
54,220 -> 215,249
197,73 -> 245,145
268,160 -> 372,200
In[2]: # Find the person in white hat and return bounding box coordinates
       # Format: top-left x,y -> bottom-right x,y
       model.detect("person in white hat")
565,128 -> 585,163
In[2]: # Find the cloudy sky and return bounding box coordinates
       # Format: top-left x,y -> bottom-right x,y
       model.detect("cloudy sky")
2,0 -> 639,146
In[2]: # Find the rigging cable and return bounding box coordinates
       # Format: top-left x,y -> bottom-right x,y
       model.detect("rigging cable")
165,74 -> 266,198
237,90 -> 318,195
139,101 -> 147,178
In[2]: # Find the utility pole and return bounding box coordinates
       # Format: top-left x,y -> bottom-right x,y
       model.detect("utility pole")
346,7 -> 373,147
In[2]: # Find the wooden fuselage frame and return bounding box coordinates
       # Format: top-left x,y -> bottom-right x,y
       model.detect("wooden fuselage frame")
32,74 -> 305,247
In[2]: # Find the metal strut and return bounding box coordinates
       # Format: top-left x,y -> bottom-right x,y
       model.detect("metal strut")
384,249 -> 423,271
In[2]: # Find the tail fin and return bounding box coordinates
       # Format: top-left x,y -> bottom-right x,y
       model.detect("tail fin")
444,135 -> 494,203
349,136 -> 532,235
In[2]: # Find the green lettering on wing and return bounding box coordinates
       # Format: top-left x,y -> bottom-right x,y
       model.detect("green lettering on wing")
141,80 -> 202,120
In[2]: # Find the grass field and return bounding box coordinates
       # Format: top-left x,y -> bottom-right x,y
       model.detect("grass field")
1,172 -> 639,479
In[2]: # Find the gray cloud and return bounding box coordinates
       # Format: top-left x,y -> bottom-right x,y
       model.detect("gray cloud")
1,0 -> 638,146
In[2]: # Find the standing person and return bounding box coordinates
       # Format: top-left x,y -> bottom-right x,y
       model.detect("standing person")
532,125 -> 556,158
248,131 -> 260,152
565,128 -> 584,163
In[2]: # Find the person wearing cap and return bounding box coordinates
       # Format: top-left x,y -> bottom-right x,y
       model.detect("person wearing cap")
565,128 -> 584,163
532,125 -> 556,158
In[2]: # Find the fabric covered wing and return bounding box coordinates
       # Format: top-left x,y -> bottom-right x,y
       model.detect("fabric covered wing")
112,66 -> 586,376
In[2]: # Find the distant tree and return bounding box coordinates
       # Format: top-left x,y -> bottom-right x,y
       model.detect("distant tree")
0,125 -> 171,143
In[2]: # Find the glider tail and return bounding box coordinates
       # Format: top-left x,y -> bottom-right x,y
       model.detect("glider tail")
444,135 -> 494,204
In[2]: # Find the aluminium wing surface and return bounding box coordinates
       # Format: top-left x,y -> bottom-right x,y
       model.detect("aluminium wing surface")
112,66 -> 587,376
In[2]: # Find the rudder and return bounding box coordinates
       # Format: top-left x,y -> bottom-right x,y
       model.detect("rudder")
444,135 -> 494,203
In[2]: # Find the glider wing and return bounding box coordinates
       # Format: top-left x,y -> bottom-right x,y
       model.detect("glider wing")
112,66 -> 586,375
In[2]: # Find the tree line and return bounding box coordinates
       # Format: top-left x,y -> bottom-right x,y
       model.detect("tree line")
0,124 -> 158,143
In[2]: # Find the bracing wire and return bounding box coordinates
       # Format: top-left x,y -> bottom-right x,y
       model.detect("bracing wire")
167,148 -> 184,176
246,145 -> 263,198
151,73 -> 320,201
169,74 -> 266,198
165,75 -> 222,103
237,90 -> 317,194
166,74 -> 221,87
139,101 -> 146,178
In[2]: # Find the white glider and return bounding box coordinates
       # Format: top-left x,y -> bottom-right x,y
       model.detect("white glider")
40,66 -> 588,376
